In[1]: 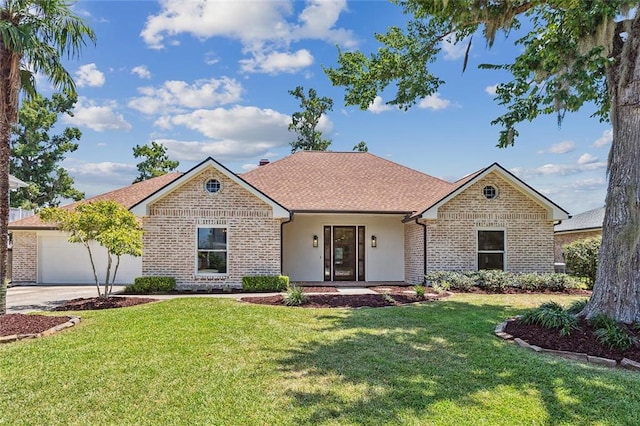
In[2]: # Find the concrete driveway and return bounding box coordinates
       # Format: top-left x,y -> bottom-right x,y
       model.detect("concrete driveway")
6,285 -> 126,313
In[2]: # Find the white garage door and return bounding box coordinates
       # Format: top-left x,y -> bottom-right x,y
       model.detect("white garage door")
38,236 -> 142,284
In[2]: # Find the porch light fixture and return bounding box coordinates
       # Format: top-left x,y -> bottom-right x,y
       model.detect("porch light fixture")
371,235 -> 377,248
313,235 -> 319,248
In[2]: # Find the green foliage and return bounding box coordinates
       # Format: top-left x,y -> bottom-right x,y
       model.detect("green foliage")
126,276 -> 176,294
382,293 -> 396,304
425,271 -> 474,291
564,236 -> 601,289
10,92 -> 84,209
425,270 -> 582,293
414,284 -> 425,299
40,200 -> 143,298
591,314 -> 638,351
520,301 -> 578,336
353,141 -> 368,152
288,86 -> 333,153
132,141 -> 180,184
566,299 -> 589,315
284,285 -> 307,306
241,275 -> 289,292
325,1 -> 627,147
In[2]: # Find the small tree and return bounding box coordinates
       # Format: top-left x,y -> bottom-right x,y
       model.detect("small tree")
564,236 -> 602,289
288,86 -> 333,153
132,141 -> 179,184
40,200 -> 142,298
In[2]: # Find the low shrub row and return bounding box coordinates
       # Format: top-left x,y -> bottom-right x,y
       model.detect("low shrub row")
125,276 -> 176,294
241,275 -> 289,292
424,270 -> 583,293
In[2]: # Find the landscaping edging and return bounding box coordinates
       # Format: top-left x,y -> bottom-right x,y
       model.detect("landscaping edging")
495,317 -> 640,372
0,316 -> 81,344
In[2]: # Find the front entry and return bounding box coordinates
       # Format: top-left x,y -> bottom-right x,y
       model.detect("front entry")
324,226 -> 365,281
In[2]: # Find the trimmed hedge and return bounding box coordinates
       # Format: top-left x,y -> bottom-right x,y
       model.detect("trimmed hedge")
424,270 -> 583,293
242,275 -> 289,292
126,276 -> 176,294
564,236 -> 601,289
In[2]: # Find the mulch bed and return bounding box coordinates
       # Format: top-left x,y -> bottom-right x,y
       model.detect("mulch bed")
241,292 -> 448,308
0,314 -> 72,337
52,296 -> 158,311
505,318 -> 640,363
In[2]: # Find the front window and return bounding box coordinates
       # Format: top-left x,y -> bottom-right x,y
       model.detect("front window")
197,227 -> 227,274
478,230 -> 504,270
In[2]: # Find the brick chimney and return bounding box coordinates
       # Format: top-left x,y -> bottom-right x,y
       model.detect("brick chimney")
259,159 -> 270,166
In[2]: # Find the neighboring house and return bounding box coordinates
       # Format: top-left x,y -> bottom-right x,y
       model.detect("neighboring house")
554,206 -> 604,263
8,174 -> 34,222
9,152 -> 568,287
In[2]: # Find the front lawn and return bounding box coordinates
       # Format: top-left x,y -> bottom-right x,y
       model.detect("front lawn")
1,294 -> 639,425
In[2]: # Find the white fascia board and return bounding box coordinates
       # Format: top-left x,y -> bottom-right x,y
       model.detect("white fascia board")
130,158 -> 289,218
421,164 -> 569,221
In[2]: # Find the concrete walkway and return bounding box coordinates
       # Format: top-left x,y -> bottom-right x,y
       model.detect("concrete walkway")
6,284 -> 378,314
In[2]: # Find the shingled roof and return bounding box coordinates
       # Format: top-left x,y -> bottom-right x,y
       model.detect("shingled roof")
554,206 -> 604,233
8,172 -> 182,229
241,151 -> 455,213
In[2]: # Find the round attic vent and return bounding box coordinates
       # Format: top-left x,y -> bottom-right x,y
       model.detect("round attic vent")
483,185 -> 498,200
205,179 -> 221,194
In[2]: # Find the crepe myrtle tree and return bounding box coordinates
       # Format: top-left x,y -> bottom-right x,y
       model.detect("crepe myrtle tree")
326,1 -> 640,323
0,0 -> 95,314
40,201 -> 142,299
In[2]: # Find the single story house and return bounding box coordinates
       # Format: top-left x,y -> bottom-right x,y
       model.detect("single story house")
554,206 -> 604,263
9,151 -> 569,287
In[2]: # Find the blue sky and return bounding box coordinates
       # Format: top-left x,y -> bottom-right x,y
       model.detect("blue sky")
39,0 -> 611,214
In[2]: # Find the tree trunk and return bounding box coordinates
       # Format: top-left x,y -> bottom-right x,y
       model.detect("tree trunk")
581,15 -> 640,324
0,43 -> 20,315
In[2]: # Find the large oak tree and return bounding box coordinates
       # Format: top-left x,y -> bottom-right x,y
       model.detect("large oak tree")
326,1 -> 640,323
0,0 -> 95,314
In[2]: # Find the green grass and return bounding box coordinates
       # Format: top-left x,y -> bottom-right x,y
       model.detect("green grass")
1,293 -> 639,425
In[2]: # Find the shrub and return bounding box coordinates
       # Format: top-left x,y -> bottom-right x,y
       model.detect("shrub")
424,271 -> 474,291
414,285 -> 425,299
520,301 -> 577,336
284,285 -> 307,306
590,313 -> 638,351
476,270 -> 513,293
126,276 -> 176,294
564,236 -> 601,289
242,275 -> 289,292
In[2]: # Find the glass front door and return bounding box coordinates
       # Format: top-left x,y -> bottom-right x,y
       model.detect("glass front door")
324,226 -> 365,281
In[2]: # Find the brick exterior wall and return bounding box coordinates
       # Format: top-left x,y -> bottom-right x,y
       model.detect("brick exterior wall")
11,231 -> 37,284
424,172 -> 555,273
142,168 -> 282,289
404,221 -> 425,284
554,230 -> 601,263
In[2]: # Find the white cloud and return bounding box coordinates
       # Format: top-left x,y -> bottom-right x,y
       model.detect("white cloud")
157,105 -> 291,141
485,84 -> 498,96
242,163 -> 259,171
512,161 -> 607,178
160,138 -> 284,163
63,97 -> 131,132
128,77 -> 243,114
538,140 -> 576,154
592,129 -> 613,148
577,153 -> 598,165
75,63 -> 105,87
240,49 -> 313,74
418,93 -> 452,110
64,159 -> 137,197
367,96 -> 393,114
131,65 -> 152,79
441,35 -> 469,60
140,0 -> 355,73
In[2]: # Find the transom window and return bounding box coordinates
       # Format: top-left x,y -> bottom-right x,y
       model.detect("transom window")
483,185 -> 498,200
478,230 -> 504,270
205,179 -> 221,194
197,227 -> 227,274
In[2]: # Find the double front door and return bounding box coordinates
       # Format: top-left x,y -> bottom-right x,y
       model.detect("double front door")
323,226 -> 365,281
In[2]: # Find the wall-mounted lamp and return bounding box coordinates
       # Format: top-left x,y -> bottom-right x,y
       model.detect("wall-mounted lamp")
313,235 -> 319,248
371,235 -> 377,248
